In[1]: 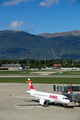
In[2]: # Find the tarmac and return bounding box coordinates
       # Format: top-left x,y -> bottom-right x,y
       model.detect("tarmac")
0,83 -> 80,120
1,75 -> 80,77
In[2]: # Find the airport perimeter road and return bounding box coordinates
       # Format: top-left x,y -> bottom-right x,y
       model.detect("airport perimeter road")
0,83 -> 80,120
0,75 -> 80,78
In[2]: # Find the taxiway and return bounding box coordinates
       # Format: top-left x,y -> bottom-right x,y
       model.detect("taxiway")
0,83 -> 80,120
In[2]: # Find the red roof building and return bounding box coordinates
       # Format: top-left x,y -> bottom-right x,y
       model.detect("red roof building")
54,64 -> 62,68
54,64 -> 62,67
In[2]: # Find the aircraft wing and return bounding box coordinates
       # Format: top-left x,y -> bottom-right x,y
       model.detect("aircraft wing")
9,94 -> 33,99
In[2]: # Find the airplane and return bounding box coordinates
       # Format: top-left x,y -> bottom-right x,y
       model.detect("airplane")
27,78 -> 70,107
9,78 -> 70,107
45,67 -> 53,70
41,67 -> 53,71
61,67 -> 76,70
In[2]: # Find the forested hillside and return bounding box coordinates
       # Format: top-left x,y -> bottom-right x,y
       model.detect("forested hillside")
0,30 -> 80,59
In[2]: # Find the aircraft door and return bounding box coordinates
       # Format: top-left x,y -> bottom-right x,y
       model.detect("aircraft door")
58,96 -> 62,103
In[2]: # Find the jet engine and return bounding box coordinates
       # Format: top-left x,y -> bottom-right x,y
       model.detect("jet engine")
39,99 -> 48,106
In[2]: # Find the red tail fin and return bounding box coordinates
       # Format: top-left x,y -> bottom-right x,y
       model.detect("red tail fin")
28,78 -> 34,90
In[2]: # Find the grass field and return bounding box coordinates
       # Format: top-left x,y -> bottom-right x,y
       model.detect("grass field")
51,71 -> 80,75
0,70 -> 80,75
0,70 -> 80,84
0,70 -> 31,75
0,77 -> 80,84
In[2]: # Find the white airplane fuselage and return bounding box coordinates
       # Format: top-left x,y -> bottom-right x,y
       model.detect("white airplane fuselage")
27,90 -> 70,106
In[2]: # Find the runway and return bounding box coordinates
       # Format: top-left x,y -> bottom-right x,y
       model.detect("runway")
0,83 -> 80,120
0,75 -> 80,77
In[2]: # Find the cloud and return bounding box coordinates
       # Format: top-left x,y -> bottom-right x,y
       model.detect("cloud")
3,0 -> 77,7
27,24 -> 35,32
39,0 -> 60,7
70,0 -> 77,3
9,21 -> 26,30
0,21 -> 34,32
3,0 -> 34,6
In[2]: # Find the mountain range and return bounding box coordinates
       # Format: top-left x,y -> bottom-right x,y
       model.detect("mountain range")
0,30 -> 80,59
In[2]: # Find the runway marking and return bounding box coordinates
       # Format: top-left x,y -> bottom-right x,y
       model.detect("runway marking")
65,108 -> 70,110
17,106 -> 34,109
0,100 -> 7,104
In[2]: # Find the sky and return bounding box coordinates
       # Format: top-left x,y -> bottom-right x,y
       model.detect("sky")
0,0 -> 80,35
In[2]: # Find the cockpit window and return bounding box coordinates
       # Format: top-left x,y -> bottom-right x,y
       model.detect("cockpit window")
63,97 -> 68,100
